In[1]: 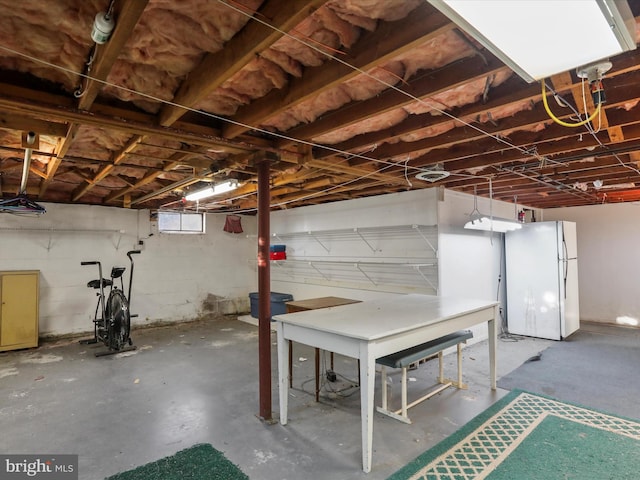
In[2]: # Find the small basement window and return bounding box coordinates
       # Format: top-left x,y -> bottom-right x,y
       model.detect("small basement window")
158,211 -> 205,234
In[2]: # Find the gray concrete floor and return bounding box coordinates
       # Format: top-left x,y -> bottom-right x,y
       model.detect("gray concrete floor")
0,318 -> 553,480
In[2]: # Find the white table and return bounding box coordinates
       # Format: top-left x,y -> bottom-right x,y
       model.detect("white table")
273,293 -> 499,473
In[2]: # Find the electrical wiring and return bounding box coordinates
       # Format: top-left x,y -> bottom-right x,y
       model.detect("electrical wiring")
193,161 -> 399,213
542,80 -> 601,128
403,157 -> 413,188
543,82 -> 640,178
0,2 -> 578,208
581,76 -> 602,134
0,43 -> 418,199
292,351 -> 360,400
217,0 -> 560,172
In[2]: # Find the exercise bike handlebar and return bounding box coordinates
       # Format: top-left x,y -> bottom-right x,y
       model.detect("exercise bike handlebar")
126,250 -> 141,312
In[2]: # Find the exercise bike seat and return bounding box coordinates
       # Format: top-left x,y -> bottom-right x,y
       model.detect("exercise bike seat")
87,278 -> 113,289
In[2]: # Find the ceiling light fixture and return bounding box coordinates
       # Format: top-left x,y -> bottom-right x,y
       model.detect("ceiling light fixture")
415,168 -> 450,183
598,182 -> 636,190
185,180 -> 239,202
463,185 -> 522,233
427,0 -> 636,83
91,11 -> 115,44
464,215 -> 523,233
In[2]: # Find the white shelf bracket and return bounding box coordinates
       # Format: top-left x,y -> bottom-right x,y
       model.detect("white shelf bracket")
355,263 -> 377,286
354,228 -> 378,253
308,231 -> 330,253
413,265 -> 437,292
114,230 -> 125,250
309,261 -> 329,280
413,225 -> 437,255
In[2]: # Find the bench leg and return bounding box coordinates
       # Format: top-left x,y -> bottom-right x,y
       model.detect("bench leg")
457,343 -> 463,386
441,341 -> 468,389
377,367 -> 412,424
401,367 -> 408,421
376,337 -> 472,425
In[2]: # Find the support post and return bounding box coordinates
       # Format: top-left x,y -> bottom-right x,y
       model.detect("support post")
257,157 -> 272,422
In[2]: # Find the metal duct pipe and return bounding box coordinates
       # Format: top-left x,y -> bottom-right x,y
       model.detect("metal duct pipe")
20,131 -> 36,193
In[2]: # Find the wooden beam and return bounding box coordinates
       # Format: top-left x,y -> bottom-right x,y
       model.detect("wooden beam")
104,153 -> 189,203
313,76 -> 535,159
159,0 -> 325,127
39,1 -> 148,196
308,158 -> 408,186
72,135 -> 143,201
0,113 -> 68,138
78,0 -> 149,110
277,53 -> 509,148
223,3 -> 453,139
39,124 -> 81,196
0,84 -> 259,154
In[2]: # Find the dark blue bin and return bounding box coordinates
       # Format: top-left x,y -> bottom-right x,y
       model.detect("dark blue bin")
249,292 -> 294,318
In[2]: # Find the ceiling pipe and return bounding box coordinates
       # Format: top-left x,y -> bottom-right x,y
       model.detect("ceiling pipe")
19,131 -> 36,194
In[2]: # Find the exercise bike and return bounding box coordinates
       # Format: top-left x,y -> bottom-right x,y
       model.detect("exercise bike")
80,250 -> 141,357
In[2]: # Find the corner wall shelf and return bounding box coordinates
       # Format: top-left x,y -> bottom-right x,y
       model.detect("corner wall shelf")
0,227 -> 126,251
268,224 -> 439,293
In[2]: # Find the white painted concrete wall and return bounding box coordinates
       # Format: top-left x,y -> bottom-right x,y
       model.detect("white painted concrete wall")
270,189 -> 439,301
543,203 -> 640,325
437,189 -> 530,340
0,203 -> 257,336
269,187 -> 525,343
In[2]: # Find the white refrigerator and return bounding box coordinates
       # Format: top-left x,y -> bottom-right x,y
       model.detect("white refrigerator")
505,221 -> 580,340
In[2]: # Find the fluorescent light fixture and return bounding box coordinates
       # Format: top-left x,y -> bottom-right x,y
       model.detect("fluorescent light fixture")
428,0 -> 637,82
464,215 -> 523,233
185,180 -> 238,201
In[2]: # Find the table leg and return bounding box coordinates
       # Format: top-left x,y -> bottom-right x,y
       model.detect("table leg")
288,340 -> 293,388
488,308 -> 497,390
359,346 -> 375,473
277,323 -> 290,424
315,347 -> 320,402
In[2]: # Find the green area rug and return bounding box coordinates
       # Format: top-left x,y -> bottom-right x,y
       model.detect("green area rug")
105,444 -> 249,480
388,390 -> 640,480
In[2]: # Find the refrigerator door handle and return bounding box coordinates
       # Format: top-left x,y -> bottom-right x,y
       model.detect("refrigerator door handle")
562,238 -> 568,299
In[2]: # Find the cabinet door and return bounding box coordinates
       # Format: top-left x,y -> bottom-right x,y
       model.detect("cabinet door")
1,273 -> 38,347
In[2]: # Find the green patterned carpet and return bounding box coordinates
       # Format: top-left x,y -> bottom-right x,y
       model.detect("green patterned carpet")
105,444 -> 248,480
388,390 -> 640,480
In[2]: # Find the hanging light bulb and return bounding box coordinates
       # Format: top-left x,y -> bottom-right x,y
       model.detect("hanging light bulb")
91,12 -> 115,44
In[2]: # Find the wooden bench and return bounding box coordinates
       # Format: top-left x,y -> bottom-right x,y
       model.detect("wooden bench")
376,330 -> 473,424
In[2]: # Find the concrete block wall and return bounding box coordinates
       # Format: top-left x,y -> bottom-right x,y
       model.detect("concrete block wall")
0,203 -> 257,337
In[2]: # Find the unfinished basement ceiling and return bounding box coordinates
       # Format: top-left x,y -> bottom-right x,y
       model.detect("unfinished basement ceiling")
1,0 -> 640,213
